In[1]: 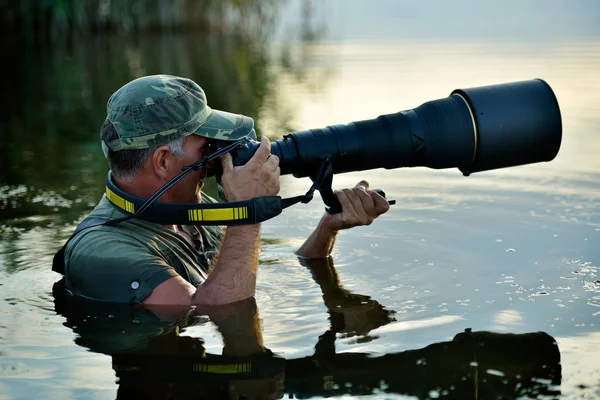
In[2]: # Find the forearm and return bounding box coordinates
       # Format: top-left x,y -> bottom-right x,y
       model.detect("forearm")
193,224 -> 261,305
295,217 -> 338,258
208,298 -> 264,356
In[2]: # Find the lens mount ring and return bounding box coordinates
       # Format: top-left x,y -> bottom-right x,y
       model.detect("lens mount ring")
454,93 -> 478,165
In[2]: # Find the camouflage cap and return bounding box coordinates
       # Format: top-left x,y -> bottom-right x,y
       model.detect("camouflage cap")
101,75 -> 254,154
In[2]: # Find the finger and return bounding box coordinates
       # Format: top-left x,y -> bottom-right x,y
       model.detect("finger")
355,180 -> 370,191
262,161 -> 281,193
220,152 -> 233,173
335,190 -> 358,220
247,136 -> 271,167
369,190 -> 391,215
348,188 -> 374,223
263,162 -> 281,180
270,168 -> 281,194
354,187 -> 377,217
343,188 -> 368,223
264,153 -> 280,171
271,166 -> 281,182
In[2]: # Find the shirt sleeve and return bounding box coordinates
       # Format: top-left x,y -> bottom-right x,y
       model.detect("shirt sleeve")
65,228 -> 179,303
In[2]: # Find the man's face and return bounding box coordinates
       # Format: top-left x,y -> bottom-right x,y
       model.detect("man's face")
167,135 -> 212,203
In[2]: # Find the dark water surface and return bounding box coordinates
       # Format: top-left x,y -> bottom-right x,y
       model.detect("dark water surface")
1,1 -> 599,399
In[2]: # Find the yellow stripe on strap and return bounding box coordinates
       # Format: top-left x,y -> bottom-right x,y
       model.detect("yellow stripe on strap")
106,187 -> 135,213
187,206 -> 249,222
192,363 -> 252,374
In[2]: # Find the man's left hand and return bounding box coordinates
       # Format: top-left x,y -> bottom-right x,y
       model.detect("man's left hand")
321,180 -> 390,232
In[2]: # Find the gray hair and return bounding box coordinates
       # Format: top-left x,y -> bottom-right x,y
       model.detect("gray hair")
100,120 -> 185,180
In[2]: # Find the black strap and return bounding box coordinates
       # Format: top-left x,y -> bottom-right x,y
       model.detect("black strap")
53,184 -> 314,275
104,171 -> 315,226
51,195 -> 310,276
52,217 -> 111,275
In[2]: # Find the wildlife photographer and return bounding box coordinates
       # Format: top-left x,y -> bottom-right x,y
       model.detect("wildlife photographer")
58,74 -> 390,306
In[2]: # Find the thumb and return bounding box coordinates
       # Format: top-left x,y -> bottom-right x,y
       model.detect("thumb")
355,180 -> 369,191
221,152 -> 234,173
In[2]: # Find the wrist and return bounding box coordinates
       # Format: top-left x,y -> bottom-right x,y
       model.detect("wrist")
295,214 -> 340,259
319,213 -> 339,235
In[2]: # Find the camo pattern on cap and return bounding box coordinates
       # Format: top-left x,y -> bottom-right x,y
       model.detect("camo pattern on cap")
103,75 -> 254,152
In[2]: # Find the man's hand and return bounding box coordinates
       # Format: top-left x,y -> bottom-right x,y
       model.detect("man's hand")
220,136 -> 281,201
295,180 -> 390,259
193,137 -> 279,305
144,137 -> 281,307
321,180 -> 390,233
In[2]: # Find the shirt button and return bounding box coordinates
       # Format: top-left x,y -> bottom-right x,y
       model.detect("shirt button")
131,281 -> 140,290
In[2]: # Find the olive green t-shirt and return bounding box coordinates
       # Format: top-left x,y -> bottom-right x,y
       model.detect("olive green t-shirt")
64,194 -> 223,303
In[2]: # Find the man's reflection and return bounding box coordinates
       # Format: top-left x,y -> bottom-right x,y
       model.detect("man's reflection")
53,256 -> 561,400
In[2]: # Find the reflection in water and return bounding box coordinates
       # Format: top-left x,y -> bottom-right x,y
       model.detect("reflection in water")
53,257 -> 561,399
301,257 -> 396,341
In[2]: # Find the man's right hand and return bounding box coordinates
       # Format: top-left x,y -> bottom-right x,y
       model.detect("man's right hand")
220,136 -> 281,201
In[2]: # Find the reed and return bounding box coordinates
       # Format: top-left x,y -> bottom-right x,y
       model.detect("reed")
1,0 -> 279,42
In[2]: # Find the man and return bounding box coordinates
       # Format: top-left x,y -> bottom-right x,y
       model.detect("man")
63,74 -> 389,306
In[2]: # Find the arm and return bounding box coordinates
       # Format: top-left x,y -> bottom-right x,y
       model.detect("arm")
193,224 -> 260,305
295,217 -> 338,260
296,180 -> 390,258
143,137 -> 280,306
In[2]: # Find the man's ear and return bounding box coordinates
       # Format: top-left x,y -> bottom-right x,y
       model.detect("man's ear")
151,146 -> 175,180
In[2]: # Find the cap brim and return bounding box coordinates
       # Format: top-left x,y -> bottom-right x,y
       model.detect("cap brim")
193,109 -> 254,141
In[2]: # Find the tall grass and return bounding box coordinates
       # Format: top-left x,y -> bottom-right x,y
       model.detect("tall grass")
1,0 -> 279,42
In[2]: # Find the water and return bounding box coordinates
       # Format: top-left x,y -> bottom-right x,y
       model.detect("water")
1,1 -> 599,399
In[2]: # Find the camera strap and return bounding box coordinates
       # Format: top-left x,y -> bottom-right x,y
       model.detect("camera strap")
52,147 -> 339,276
51,177 -> 311,276
104,172 -> 310,225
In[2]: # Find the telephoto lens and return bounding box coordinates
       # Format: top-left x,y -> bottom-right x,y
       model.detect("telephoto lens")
229,79 -> 561,178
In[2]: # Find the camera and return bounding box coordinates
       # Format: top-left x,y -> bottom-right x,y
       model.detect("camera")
214,79 -> 561,178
